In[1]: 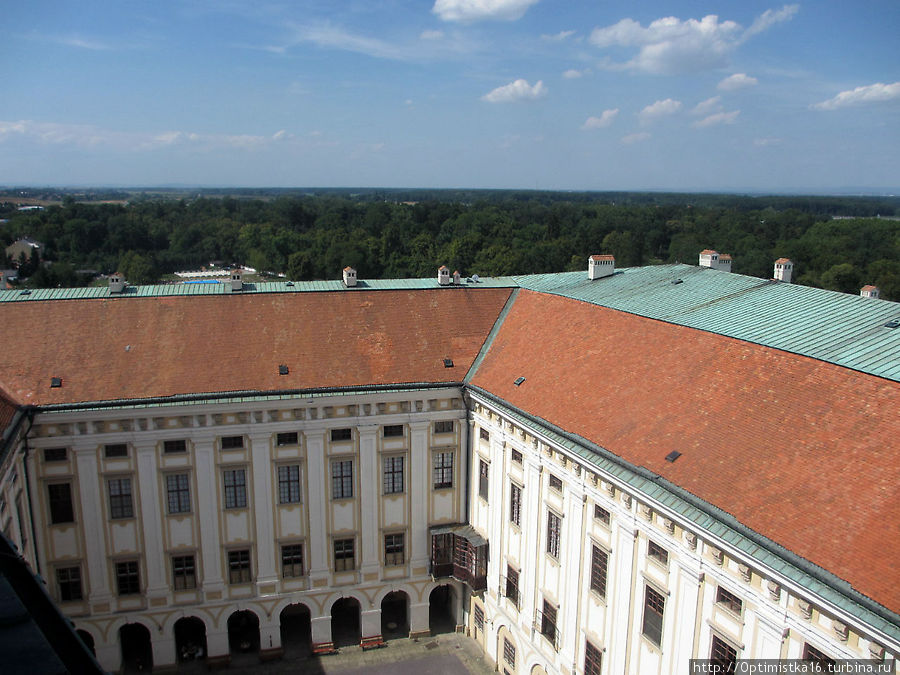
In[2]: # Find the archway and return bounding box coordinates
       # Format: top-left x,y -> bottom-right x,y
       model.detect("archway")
227,610 -> 260,657
331,597 -> 361,648
119,622 -> 153,673
429,584 -> 456,635
174,616 -> 207,662
76,629 -> 95,657
381,591 -> 409,640
279,603 -> 312,658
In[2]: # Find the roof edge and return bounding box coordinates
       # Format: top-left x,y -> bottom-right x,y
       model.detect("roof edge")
464,287 -> 520,384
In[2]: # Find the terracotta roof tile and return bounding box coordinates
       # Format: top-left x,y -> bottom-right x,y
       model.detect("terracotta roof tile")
470,290 -> 900,613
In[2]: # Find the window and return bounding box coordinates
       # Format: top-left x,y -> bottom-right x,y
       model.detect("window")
107,477 -> 133,519
710,635 -> 738,670
433,451 -> 453,489
48,483 -> 74,524
434,420 -> 454,434
594,505 -> 611,525
648,540 -> 668,566
478,459 -> 489,501
163,439 -> 187,454
331,428 -> 352,442
511,449 -> 523,464
172,555 -> 196,590
504,565 -> 519,607
383,424 -> 404,438
43,447 -> 67,462
276,432 -> 298,446
473,604 -> 484,631
716,586 -> 743,614
384,533 -> 405,566
802,644 -> 835,668
590,545 -> 608,598
503,638 -> 516,668
166,473 -> 191,514
585,640 -> 603,675
509,483 -> 522,526
278,465 -> 301,504
479,428 -> 490,442
223,469 -> 247,509
642,586 -> 665,646
331,460 -> 353,499
115,561 -> 140,595
104,443 -> 128,458
228,550 -> 252,584
56,566 -> 82,602
381,456 -> 405,494
540,600 -> 558,646
334,539 -> 355,571
281,544 -> 304,577
432,533 -> 453,566
547,511 -> 561,559
548,474 -> 563,491
221,435 -> 243,450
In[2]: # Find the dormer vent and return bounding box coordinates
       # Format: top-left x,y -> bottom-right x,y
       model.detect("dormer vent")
665,451 -> 682,463
699,250 -> 732,272
513,376 -> 526,386
50,377 -> 62,388
230,268 -> 243,292
860,285 -> 880,299
773,258 -> 793,283
278,365 -> 289,375
443,358 -> 454,368
437,265 -> 451,286
109,272 -> 125,294
588,255 -> 615,280
342,266 -> 357,287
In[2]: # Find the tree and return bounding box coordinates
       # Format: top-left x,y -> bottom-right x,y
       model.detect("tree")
820,263 -> 861,294
118,251 -> 158,285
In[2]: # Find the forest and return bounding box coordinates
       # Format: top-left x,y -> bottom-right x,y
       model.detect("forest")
1,189 -> 899,300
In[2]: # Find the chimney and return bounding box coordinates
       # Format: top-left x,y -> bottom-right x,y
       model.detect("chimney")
230,268 -> 243,292
718,253 -> 732,272
437,265 -> 451,286
773,258 -> 793,283
588,255 -> 615,280
699,250 -> 718,268
342,266 -> 357,287
860,285 -> 880,299
109,272 -> 125,294
452,270 -> 461,285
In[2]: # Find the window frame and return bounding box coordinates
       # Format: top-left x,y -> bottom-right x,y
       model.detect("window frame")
584,640 -> 603,675
548,474 -> 563,492
710,634 -> 738,670
504,564 -> 520,607
163,439 -> 187,454
478,459 -> 489,501
433,420 -> 454,435
172,554 -> 197,591
223,468 -> 248,509
220,435 -> 244,450
115,560 -> 141,596
47,482 -> 75,525
432,451 -> 454,489
277,464 -> 302,505
479,427 -> 490,442
165,473 -> 191,515
281,543 -> 304,578
382,455 -> 405,495
331,459 -> 354,500
56,566 -> 83,602
330,428 -> 352,442
334,538 -> 355,571
594,504 -> 611,526
107,476 -> 134,520
503,638 -> 516,668
509,482 -> 522,527
383,424 -> 404,438
546,510 -> 562,559
539,599 -> 558,648
276,432 -> 298,447
104,443 -> 128,458
43,447 -> 68,462
715,586 -> 743,615
227,549 -> 252,585
384,533 -> 405,566
648,540 -> 669,567
590,544 -> 608,599
641,585 -> 666,647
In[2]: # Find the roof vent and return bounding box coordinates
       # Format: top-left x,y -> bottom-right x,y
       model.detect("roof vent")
109,272 -> 125,294
230,268 -> 243,292
773,258 -> 793,283
884,320 -> 899,329
278,365 -> 289,375
860,285 -> 880,299
286,281 -> 294,287
19,289 -> 31,296
665,450 -> 682,463
698,250 -> 732,272
342,266 -> 357,287
452,270 -> 461,285
437,265 -> 451,286
513,376 -> 526,386
671,279 -> 683,285
50,377 -> 62,388
471,274 -> 480,283
443,358 -> 454,368
588,255 -> 615,280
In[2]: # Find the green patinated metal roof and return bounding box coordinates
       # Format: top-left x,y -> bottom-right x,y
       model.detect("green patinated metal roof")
513,265 -> 900,382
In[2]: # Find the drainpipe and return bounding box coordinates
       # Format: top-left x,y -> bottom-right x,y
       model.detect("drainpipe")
20,406 -> 40,576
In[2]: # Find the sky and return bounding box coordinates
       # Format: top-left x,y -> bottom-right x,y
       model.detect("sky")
1,0 -> 898,192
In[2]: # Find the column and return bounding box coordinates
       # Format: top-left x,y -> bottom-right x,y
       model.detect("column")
74,446 -> 112,607
409,421 -> 430,572
521,455 -> 543,626
487,440 -> 505,588
249,432 -> 277,592
311,615 -> 333,649
358,425 -> 379,576
135,442 -> 167,600
362,608 -> 381,640
458,418 -> 469,523
559,485 -> 586,668
609,518 -> 638,675
409,601 -> 430,637
193,439 -> 224,596
668,558 -> 704,670
305,430 -> 329,584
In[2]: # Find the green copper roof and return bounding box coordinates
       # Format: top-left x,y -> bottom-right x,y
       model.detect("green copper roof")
513,264 -> 900,382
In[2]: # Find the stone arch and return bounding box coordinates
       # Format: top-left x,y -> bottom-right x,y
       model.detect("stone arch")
330,596 -> 361,648
107,614 -> 157,640
174,616 -> 208,662
161,610 -> 213,637
428,583 -> 457,635
529,663 -> 548,675
380,589 -> 410,640
496,624 -> 519,674
371,582 -> 416,608
227,608 -> 261,655
118,621 -> 153,674
279,602 -> 312,658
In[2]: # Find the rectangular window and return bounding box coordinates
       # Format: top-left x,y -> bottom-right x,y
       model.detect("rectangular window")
503,638 -> 516,668
473,604 -> 484,631
383,424 -> 404,438
548,474 -> 563,491
281,544 -> 304,577
166,473 -> 191,514
383,456 -> 404,494
478,459 -> 489,501
504,565 -> 519,607
585,640 -> 603,675
433,420 -> 454,434
509,483 -> 522,527
107,477 -> 134,519
104,443 -> 128,458
716,586 -> 743,614
276,432 -> 298,446
511,449 -> 523,464
116,560 -> 140,595
590,545 -> 608,598
547,511 -> 561,559
223,469 -> 247,509
540,600 -> 558,646
802,644 -> 835,668
479,428 -> 490,442
278,465 -> 301,504
43,447 -> 67,462
334,539 -> 355,571
163,439 -> 187,454
384,533 -> 405,566
648,540 -> 668,566
642,586 -> 665,646
48,483 -> 74,524
433,452 -> 453,489
331,460 -> 353,499
711,635 -> 738,670
594,505 -> 611,525
172,555 -> 196,590
221,435 -> 243,450
331,428 -> 352,442
56,566 -> 82,602
228,550 -> 251,584
432,533 -> 453,565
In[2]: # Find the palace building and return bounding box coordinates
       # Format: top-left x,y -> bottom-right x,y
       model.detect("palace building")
0,258 -> 897,673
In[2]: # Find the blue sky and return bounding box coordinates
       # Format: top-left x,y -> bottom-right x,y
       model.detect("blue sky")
2,0 -> 898,192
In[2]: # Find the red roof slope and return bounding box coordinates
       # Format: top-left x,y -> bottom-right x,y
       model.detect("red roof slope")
471,290 -> 900,613
0,288 -> 512,406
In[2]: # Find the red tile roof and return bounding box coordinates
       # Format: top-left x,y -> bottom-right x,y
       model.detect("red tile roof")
470,290 -> 900,613
700,249 -> 718,255
0,288 -> 512,406
775,257 -> 792,264
589,255 -> 615,261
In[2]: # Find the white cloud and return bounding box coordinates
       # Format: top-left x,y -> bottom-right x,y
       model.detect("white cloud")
562,69 -> 583,79
582,109 -> 619,130
433,0 -> 539,22
691,96 -> 722,116
744,4 -> 799,39
420,30 -> 444,40
639,98 -> 682,123
287,22 -> 408,60
621,132 -> 651,145
693,110 -> 740,128
481,79 -> 547,103
718,73 -> 758,91
811,81 -> 900,110
541,30 -> 575,42
754,137 -> 782,146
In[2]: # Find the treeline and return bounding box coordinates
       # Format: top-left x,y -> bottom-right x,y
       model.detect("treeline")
1,193 -> 898,299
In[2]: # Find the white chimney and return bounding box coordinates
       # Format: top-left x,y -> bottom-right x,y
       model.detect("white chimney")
773,258 -> 793,283
437,265 -> 451,286
109,272 -> 125,294
588,255 -> 615,280
343,266 -> 357,287
860,285 -> 880,299
452,270 -> 462,285
231,268 -> 243,291
718,253 -> 732,272
699,249 -> 718,268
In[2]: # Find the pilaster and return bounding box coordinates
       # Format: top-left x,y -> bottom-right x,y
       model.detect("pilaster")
135,442 -> 167,599
249,432 -> 277,591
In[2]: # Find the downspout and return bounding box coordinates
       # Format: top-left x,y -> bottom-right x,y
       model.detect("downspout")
20,405 -> 40,576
